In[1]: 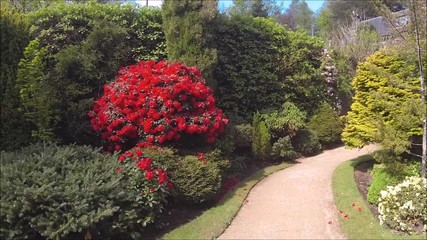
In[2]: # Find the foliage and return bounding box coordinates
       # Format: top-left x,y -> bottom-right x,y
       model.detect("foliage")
17,39 -> 56,141
162,0 -> 217,87
308,102 -> 343,146
16,2 -> 166,145
342,50 -> 421,149
271,136 -> 298,161
89,60 -> 228,152
368,164 -> 405,205
378,176 -> 427,234
228,0 -> 277,17
213,15 -> 287,119
252,113 -> 272,161
275,0 -> 314,33
204,149 -> 231,174
281,30 -> 325,113
233,123 -> 253,148
214,125 -> 236,157
0,143 -> 172,240
262,102 -> 306,138
291,129 -> 321,156
171,155 -> 221,203
0,7 -> 32,151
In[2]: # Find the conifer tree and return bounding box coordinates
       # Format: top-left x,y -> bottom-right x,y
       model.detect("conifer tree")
162,0 -> 218,87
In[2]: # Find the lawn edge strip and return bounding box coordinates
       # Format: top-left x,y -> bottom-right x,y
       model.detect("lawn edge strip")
332,154 -> 425,240
162,161 -> 294,240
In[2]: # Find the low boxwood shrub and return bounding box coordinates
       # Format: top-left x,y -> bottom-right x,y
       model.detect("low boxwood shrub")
271,136 -> 298,161
378,176 -> 426,234
171,155 -> 221,203
0,143 -> 172,240
291,129 -> 321,156
307,102 -> 343,147
233,124 -> 253,148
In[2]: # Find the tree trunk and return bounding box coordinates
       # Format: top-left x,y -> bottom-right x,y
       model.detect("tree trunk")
410,0 -> 426,180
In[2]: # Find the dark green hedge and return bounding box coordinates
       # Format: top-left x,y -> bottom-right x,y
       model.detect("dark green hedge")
16,2 -> 167,146
0,7 -> 32,151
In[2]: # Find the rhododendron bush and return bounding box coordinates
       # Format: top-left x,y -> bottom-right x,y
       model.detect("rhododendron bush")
89,60 -> 228,152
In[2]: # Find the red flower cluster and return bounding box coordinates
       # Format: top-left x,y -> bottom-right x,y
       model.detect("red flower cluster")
89,60 -> 228,152
119,146 -> 173,190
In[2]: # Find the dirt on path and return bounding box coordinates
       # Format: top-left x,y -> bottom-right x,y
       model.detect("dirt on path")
219,145 -> 378,239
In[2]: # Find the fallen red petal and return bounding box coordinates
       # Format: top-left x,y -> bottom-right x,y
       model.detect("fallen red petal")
352,203 -> 356,207
344,214 -> 349,219
339,210 -> 343,214
358,207 -> 362,212
328,221 -> 332,225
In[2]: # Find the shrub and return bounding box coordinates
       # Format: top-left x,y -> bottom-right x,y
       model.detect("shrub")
0,7 -> 32,151
16,3 -> 167,146
378,176 -> 427,234
214,125 -> 236,156
271,136 -> 298,161
252,113 -> 272,160
171,155 -> 221,203
307,102 -> 343,147
204,149 -> 231,174
89,60 -> 228,152
292,129 -> 321,156
367,161 -> 419,204
214,15 -> 286,119
263,102 -> 306,138
233,123 -> 254,148
0,143 -> 172,240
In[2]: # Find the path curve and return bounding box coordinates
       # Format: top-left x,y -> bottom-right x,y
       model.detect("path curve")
219,145 -> 378,239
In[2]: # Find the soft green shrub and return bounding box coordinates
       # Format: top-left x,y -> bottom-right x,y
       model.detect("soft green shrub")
171,155 -> 221,203
252,113 -> 272,160
214,125 -> 236,156
262,102 -> 306,138
378,176 -> 426,234
0,143 -> 171,240
0,7 -> 32,151
141,146 -> 177,169
233,124 -> 253,148
367,161 -> 419,204
271,136 -> 298,161
291,129 -> 321,156
204,149 -> 231,174
308,102 -> 343,147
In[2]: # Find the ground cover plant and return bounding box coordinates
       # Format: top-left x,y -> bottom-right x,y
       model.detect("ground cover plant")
332,155 -> 426,239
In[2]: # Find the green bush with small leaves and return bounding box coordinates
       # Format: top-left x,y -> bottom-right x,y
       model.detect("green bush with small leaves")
292,129 -> 321,156
252,113 -> 272,161
233,124 -> 254,148
308,102 -> 343,147
171,155 -> 221,203
271,136 -> 298,161
367,161 -> 420,204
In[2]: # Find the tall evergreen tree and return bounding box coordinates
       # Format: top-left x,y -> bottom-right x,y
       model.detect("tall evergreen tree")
275,0 -> 314,34
162,0 -> 218,87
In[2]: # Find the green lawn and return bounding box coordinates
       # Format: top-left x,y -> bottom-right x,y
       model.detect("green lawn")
332,155 -> 426,240
162,161 -> 294,239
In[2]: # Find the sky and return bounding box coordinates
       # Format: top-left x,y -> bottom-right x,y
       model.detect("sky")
133,0 -> 325,13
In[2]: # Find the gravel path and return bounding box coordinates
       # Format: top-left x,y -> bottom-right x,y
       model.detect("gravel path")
219,145 -> 377,239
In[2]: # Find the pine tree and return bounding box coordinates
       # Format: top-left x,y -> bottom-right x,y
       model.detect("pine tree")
162,0 -> 218,87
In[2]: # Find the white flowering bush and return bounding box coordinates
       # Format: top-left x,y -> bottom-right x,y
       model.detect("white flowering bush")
378,176 -> 427,234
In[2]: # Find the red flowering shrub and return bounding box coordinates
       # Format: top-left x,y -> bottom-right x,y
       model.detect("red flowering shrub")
118,146 -> 173,210
89,60 -> 228,152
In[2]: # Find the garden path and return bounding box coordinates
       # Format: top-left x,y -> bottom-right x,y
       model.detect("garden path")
219,145 -> 378,239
